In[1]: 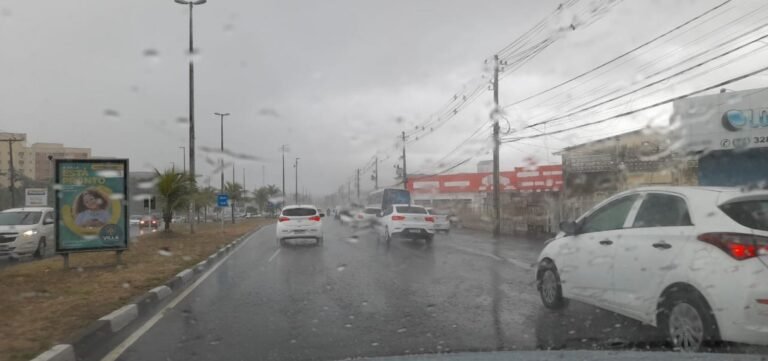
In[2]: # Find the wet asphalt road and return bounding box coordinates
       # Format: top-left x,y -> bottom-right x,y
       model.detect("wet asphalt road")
108,221 -> 764,361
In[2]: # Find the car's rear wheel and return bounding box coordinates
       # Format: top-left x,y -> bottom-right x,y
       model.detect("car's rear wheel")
33,238 -> 46,259
317,237 -> 323,246
538,262 -> 567,310
658,288 -> 719,352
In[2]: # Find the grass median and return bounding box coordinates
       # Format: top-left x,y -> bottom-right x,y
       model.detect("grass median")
0,218 -> 273,361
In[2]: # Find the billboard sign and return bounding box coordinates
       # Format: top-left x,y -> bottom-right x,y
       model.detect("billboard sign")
55,159 -> 129,253
25,188 -> 48,207
408,165 -> 562,194
674,88 -> 768,152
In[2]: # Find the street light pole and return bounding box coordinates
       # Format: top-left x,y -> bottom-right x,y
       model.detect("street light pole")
294,157 -> 299,205
280,144 -> 288,204
214,112 -> 230,191
174,0 -> 206,234
179,146 -> 186,173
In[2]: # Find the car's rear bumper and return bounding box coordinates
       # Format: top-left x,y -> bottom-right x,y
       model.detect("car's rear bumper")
706,260 -> 768,346
392,228 -> 434,239
277,226 -> 322,240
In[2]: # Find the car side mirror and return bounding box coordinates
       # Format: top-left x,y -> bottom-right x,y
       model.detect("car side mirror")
44,219 -> 54,225
320,213 -> 325,218
559,220 -> 579,236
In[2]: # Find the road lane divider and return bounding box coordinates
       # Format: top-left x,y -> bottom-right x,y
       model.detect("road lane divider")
268,248 -> 281,263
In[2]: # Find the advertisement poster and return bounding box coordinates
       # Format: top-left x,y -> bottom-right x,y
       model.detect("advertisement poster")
55,159 -> 129,253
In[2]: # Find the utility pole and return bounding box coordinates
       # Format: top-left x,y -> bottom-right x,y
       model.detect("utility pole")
231,164 -> 236,224
401,131 -> 408,190
356,168 -> 360,203
2,138 -> 20,208
261,165 -> 265,187
294,157 -> 299,205
215,112 -> 230,192
280,144 -> 288,204
179,146 -> 186,173
373,156 -> 379,190
243,167 -> 246,192
173,0 -> 207,234
492,54 -> 502,239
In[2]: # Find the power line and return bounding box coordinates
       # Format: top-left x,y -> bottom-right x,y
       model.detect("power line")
502,0 -> 733,109
502,63 -> 768,143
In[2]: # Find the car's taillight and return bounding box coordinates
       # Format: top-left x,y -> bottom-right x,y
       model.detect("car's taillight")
279,216 -> 290,222
309,216 -> 321,222
392,215 -> 405,221
697,232 -> 768,261
425,216 -> 435,222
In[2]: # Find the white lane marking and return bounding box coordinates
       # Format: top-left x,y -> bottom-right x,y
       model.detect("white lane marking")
268,248 -> 280,263
100,229 -> 260,361
443,243 -> 534,270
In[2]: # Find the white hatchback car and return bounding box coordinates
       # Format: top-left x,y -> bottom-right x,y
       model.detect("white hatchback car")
0,207 -> 55,259
378,204 -> 435,244
276,205 -> 324,246
536,186 -> 768,351
426,208 -> 451,233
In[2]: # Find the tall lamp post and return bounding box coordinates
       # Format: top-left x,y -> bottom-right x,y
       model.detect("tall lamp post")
215,112 -> 230,191
174,0 -> 206,232
179,146 -> 186,173
294,157 -> 299,204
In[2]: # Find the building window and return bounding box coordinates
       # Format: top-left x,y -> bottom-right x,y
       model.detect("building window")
18,152 -> 23,158
19,160 -> 24,165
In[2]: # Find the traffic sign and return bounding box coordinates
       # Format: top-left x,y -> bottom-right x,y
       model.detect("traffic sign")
217,193 -> 229,207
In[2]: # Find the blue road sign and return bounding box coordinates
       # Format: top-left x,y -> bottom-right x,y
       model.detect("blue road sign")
217,193 -> 229,207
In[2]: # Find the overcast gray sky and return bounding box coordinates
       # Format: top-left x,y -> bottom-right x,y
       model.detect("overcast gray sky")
1,0 -> 767,196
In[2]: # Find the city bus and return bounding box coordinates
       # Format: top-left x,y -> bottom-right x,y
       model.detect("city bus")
366,188 -> 411,211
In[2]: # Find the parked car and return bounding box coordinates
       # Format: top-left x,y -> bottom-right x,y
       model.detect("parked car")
277,205 -> 324,246
378,204 -> 435,244
353,206 -> 380,229
139,216 -> 159,229
536,186 -> 768,352
426,208 -> 451,233
0,207 -> 55,259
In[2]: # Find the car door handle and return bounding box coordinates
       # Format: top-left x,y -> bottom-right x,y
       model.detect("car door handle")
652,241 -> 672,250
599,239 -> 613,246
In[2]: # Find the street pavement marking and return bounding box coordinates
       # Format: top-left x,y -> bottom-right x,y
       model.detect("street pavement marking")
443,243 -> 534,270
99,229 -> 261,361
268,248 -> 280,263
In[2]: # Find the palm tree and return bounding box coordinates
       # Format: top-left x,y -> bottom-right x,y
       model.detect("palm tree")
224,181 -> 243,224
253,185 -> 281,215
154,167 -> 193,231
193,186 -> 217,223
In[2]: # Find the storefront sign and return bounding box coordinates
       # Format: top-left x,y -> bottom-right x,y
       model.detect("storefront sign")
54,159 -> 129,253
674,89 -> 768,152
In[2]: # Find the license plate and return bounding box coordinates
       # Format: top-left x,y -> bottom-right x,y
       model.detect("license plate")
294,230 -> 306,234
407,229 -> 420,233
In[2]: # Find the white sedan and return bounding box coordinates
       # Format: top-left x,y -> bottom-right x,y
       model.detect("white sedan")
276,205 -> 324,246
536,186 -> 768,351
377,204 -> 435,244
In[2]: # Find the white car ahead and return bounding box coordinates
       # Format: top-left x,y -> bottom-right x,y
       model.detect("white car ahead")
0,207 -> 55,259
378,204 -> 435,244
536,186 -> 768,351
426,208 -> 451,233
353,206 -> 380,229
277,205 -> 324,246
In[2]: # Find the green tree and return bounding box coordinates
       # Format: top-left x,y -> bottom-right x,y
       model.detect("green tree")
193,186 -> 217,223
154,167 -> 193,231
224,181 -> 244,224
253,185 -> 281,215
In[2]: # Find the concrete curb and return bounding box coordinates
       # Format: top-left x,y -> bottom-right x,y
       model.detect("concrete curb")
33,225 -> 266,361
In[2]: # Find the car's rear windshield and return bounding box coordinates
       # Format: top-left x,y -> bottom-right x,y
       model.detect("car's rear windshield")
395,206 -> 427,214
0,212 -> 42,226
363,208 -> 380,214
720,200 -> 768,231
282,208 -> 317,217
